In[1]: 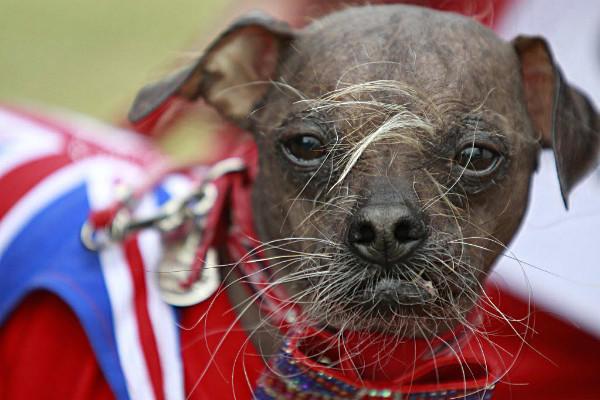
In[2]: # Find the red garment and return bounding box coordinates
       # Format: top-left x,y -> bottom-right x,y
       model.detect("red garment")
3,283 -> 600,399
0,292 -> 114,400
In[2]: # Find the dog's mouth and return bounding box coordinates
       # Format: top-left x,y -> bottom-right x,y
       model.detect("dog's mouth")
293,248 -> 483,336
341,266 -> 445,318
363,275 -> 439,306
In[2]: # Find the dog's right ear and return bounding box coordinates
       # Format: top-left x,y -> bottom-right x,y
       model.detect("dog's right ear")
513,36 -> 600,208
128,12 -> 295,131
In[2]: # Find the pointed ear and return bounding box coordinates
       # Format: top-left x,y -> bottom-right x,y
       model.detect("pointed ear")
128,12 -> 295,131
512,36 -> 600,208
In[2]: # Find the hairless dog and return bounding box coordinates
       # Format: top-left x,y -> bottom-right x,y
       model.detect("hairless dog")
131,4 -> 599,340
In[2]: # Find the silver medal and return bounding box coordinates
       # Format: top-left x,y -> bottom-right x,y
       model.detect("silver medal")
158,231 -> 221,307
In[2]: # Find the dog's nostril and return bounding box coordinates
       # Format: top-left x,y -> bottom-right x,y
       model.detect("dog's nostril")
349,222 -> 376,244
348,205 -> 427,266
394,220 -> 420,243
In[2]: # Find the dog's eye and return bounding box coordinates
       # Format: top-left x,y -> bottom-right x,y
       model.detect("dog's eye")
281,135 -> 326,166
456,145 -> 501,174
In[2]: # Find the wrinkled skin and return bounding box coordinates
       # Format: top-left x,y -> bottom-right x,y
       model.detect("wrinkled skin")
249,7 -> 537,338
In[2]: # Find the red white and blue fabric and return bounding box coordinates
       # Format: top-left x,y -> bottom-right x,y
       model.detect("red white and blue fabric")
0,105 -> 272,400
0,106 -> 187,400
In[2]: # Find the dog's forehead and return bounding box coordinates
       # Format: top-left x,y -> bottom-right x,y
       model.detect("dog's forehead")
282,6 -> 520,109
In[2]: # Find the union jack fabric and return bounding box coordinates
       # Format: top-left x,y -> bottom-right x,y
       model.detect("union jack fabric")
0,105 -> 265,400
0,106 -> 188,399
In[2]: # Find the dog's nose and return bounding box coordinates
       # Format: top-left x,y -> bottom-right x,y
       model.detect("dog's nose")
347,205 -> 426,266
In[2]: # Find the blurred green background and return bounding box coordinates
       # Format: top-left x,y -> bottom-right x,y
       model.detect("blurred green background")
0,0 -> 235,158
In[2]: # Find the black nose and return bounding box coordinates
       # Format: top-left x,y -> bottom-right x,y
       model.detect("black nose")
347,205 -> 427,266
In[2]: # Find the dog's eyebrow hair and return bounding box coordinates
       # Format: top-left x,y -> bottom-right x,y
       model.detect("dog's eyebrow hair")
330,110 -> 435,189
462,109 -> 524,141
279,80 -> 440,189
270,111 -> 331,137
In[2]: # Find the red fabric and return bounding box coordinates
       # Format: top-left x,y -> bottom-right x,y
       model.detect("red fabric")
123,236 -> 165,400
428,0 -> 514,29
0,292 -> 114,400
284,324 -> 494,394
0,104 -> 163,167
3,286 -> 600,399
0,154 -> 72,219
184,176 -> 234,287
178,286 -> 263,400
488,288 -> 600,399
296,0 -> 514,29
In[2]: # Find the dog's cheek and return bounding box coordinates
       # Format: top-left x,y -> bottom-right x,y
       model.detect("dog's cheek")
251,160 -> 293,241
494,160 -> 536,248
464,160 -> 536,270
251,164 -> 319,251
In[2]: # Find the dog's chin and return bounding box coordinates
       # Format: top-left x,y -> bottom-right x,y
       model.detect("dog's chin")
300,262 -> 481,338
340,279 -> 449,335
363,276 -> 438,307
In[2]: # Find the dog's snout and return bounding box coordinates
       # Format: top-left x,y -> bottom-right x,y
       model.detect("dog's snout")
348,205 -> 426,266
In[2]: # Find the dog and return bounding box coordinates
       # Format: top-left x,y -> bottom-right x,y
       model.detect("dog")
1,4 -> 599,400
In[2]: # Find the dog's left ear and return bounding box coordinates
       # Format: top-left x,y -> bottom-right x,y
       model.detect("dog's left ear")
128,12 -> 295,130
513,36 -> 600,208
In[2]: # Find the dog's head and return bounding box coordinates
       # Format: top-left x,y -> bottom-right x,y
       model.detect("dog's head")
130,5 -> 599,337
